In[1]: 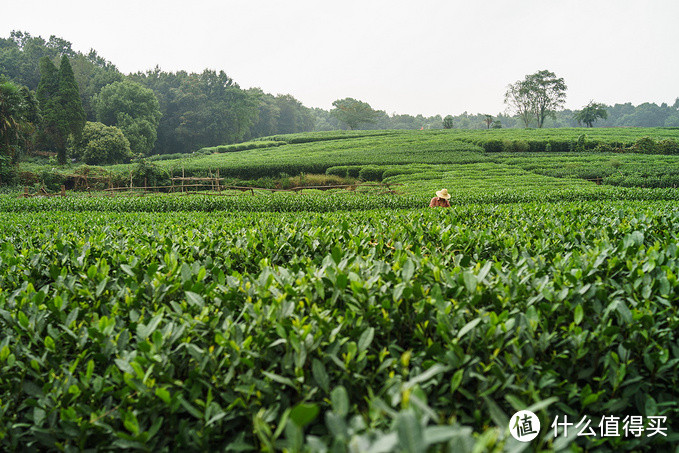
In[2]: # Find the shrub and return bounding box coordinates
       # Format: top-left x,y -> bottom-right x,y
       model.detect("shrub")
147,153 -> 187,161
657,139 -> 679,155
358,166 -> 383,181
213,141 -> 285,153
70,122 -> 133,165
482,140 -> 504,153
131,159 -> 170,187
326,166 -> 349,177
594,143 -> 615,153
609,158 -> 623,169
527,141 -> 547,152
347,166 -> 362,178
573,134 -> 587,152
549,140 -> 572,152
502,140 -> 530,153
38,170 -> 66,191
515,141 -> 530,153
382,167 -> 421,179
0,155 -> 16,186
632,137 -> 657,154
287,174 -> 349,187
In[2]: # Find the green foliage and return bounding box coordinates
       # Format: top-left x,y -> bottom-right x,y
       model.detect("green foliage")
0,77 -> 40,165
1,203 -> 678,450
0,155 -> 16,186
482,139 -> 504,153
57,56 -> 85,145
36,56 -> 62,150
131,159 -> 170,187
505,70 -> 567,128
129,69 -> 258,155
358,165 -> 383,181
502,139 -> 530,153
442,115 -> 454,129
656,139 -> 679,155
68,51 -> 123,121
325,166 -> 349,177
94,81 -> 161,155
574,101 -> 608,127
330,98 -> 379,130
70,121 -> 132,165
36,56 -> 86,164
208,140 -> 286,153
632,136 -> 657,154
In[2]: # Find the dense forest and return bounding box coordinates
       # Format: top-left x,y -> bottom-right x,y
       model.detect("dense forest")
1,30 -> 679,167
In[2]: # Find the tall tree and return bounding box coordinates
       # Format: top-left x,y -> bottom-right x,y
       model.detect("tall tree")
483,114 -> 493,129
504,81 -> 533,127
94,80 -> 161,155
247,89 -> 280,138
70,50 -> 123,121
442,115 -> 454,129
330,98 -> 378,130
275,94 -> 314,134
36,56 -> 64,157
57,55 -> 85,145
505,70 -> 567,128
524,70 -> 567,128
573,101 -> 608,127
36,56 -> 85,163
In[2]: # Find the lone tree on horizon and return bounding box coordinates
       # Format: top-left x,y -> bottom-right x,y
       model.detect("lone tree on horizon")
505,70 -> 567,128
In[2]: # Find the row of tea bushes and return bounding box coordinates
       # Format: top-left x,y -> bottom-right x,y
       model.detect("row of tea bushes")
1,202 -> 678,450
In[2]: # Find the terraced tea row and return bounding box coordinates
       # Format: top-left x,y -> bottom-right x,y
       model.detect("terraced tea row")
1,202 -> 678,450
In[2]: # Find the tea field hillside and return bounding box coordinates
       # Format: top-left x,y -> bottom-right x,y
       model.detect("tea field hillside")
19,127 -> 679,193
3,128 -> 679,451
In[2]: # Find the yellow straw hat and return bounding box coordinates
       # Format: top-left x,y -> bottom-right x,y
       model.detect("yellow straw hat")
436,188 -> 451,200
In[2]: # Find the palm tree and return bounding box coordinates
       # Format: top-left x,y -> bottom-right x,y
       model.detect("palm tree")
0,78 -> 40,161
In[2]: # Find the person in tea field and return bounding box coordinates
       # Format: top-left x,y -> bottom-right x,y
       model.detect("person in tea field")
429,188 -> 451,207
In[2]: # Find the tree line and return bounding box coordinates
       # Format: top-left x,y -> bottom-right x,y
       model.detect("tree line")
0,31 -> 319,168
1,31 -> 679,174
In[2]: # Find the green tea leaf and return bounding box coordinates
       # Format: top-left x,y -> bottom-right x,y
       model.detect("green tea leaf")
358,327 -> 375,353
574,305 -> 584,325
123,411 -> 140,436
331,386 -> 349,417
312,359 -> 330,393
396,410 -> 423,453
289,403 -> 319,428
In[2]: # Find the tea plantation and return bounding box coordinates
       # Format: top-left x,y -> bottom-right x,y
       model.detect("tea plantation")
3,129 -> 679,451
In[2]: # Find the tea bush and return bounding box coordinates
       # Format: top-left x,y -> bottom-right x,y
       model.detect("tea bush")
1,203 -> 678,450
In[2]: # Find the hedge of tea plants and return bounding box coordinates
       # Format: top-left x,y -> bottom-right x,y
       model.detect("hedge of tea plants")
1,202 -> 678,451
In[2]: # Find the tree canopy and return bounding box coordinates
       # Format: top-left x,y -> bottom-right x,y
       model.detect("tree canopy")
37,55 -> 85,163
0,77 -> 40,162
1,29 -> 679,176
94,80 -> 161,155
574,101 -> 608,127
505,70 -> 567,128
129,68 -> 259,154
70,121 -> 131,164
331,98 -> 379,130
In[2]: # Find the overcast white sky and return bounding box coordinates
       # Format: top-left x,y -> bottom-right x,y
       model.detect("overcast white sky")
2,0 -> 678,116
